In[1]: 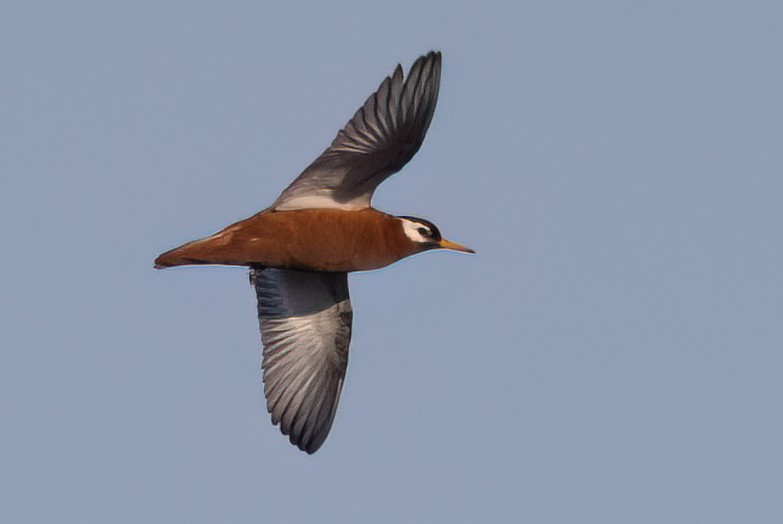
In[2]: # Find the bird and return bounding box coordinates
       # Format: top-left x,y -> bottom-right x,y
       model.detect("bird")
154,51 -> 473,454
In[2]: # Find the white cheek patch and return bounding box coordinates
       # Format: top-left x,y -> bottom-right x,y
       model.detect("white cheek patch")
401,220 -> 429,243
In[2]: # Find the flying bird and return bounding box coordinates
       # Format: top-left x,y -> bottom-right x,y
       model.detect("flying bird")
155,51 -> 473,453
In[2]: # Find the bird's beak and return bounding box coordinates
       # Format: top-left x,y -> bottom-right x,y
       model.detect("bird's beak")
438,238 -> 475,254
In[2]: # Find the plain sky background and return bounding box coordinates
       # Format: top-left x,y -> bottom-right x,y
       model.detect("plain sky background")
2,1 -> 782,522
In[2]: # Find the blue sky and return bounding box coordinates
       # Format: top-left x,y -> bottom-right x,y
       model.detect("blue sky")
2,1 -> 782,522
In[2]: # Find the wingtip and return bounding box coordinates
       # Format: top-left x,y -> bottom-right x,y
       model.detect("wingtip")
295,438 -> 323,455
401,50 -> 440,71
423,50 -> 442,62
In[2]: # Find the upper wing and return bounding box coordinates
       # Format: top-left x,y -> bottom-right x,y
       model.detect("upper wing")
250,268 -> 352,454
273,51 -> 442,211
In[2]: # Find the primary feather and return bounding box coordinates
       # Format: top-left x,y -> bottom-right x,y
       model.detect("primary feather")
251,268 -> 352,453
273,51 -> 442,211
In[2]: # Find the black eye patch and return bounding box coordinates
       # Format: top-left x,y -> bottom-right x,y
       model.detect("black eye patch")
417,227 -> 431,236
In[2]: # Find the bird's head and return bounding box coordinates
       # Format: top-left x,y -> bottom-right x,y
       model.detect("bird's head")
397,216 -> 475,254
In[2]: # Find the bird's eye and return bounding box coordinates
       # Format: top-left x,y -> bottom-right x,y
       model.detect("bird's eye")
417,227 -> 431,237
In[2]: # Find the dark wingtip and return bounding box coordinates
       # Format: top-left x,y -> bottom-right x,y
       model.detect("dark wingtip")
297,441 -> 321,455
424,50 -> 442,62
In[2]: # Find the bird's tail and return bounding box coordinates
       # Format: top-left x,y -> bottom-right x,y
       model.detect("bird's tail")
154,235 -> 231,269
154,240 -> 204,269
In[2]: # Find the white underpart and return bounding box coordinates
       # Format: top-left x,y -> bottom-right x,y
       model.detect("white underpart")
401,219 -> 432,244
